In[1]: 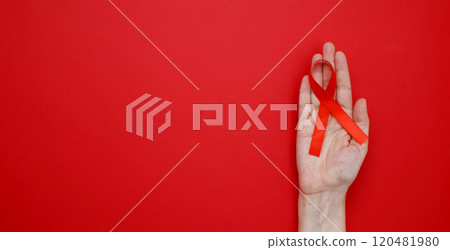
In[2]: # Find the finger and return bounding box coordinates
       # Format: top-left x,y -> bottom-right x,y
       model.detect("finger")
322,42 -> 335,89
299,75 -> 311,110
352,98 -> 369,136
335,51 -> 353,117
311,53 -> 322,111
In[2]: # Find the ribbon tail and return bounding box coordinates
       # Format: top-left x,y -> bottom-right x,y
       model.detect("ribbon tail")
323,100 -> 368,144
309,104 -> 330,156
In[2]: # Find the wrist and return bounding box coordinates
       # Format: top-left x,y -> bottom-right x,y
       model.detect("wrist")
298,190 -> 347,232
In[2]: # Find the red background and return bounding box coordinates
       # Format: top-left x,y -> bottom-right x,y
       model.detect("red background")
1,0 -> 449,231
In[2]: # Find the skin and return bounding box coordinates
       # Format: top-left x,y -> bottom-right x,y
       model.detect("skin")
297,42 -> 370,232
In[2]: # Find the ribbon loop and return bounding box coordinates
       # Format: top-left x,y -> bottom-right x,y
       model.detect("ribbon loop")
308,60 -> 368,156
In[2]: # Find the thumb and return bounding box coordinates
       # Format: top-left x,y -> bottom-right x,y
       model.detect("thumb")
353,98 -> 369,136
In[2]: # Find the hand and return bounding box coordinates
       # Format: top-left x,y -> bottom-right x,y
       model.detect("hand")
296,42 -> 369,231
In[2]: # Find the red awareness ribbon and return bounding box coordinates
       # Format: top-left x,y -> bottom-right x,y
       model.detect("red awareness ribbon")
308,60 -> 368,156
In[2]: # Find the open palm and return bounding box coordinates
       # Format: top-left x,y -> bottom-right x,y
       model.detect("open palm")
296,42 -> 370,195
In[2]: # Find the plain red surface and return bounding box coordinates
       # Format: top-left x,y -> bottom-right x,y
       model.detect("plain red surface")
1,0 -> 449,232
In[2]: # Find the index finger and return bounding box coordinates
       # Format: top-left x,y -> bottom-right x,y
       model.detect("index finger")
335,51 -> 353,117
